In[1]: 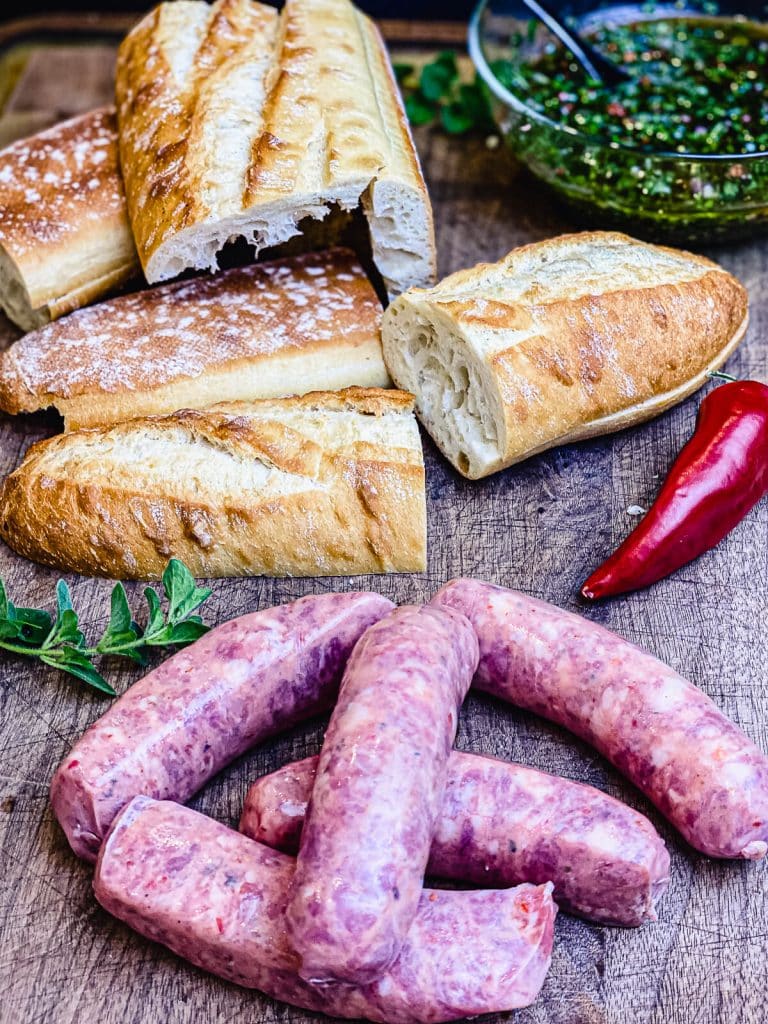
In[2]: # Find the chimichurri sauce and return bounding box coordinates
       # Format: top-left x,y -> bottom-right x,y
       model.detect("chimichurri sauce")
496,15 -> 768,156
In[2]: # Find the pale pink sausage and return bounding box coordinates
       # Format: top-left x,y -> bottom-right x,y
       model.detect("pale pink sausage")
431,578 -> 768,860
94,797 -> 556,1023
51,591 -> 393,861
240,750 -> 670,926
286,605 -> 479,985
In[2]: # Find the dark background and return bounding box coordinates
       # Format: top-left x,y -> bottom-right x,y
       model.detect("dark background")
2,1 -> 476,21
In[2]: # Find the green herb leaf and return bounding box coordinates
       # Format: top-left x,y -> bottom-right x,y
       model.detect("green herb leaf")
420,62 -> 456,102
13,606 -> 53,635
41,580 -> 85,649
108,583 -> 133,636
40,649 -> 116,696
440,102 -> 475,135
106,639 -> 148,665
59,611 -> 85,647
393,61 -> 415,84
162,619 -> 210,646
0,581 -> 54,643
397,50 -> 495,136
56,579 -> 74,616
97,630 -> 148,662
458,82 -> 493,129
0,559 -> 212,696
142,617 -> 208,649
7,605 -> 53,646
405,93 -> 437,125
435,50 -> 459,74
143,586 -> 164,635
162,559 -> 212,626
162,558 -> 194,619
96,582 -> 143,655
0,619 -> 24,642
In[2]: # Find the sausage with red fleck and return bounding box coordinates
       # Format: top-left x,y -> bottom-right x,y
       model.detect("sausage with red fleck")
94,796 -> 557,1023
51,591 -> 394,861
431,578 -> 768,859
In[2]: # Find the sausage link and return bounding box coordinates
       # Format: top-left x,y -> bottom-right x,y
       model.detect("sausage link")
94,797 -> 556,1023
51,591 -> 394,861
431,578 -> 768,860
241,750 -> 669,927
286,605 -> 478,984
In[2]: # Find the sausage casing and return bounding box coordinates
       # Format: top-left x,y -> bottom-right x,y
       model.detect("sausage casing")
432,578 -> 768,859
94,796 -> 557,1024
286,605 -> 478,984
241,749 -> 670,926
51,591 -> 394,861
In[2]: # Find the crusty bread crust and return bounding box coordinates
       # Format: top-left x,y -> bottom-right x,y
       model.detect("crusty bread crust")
116,0 -> 280,283
0,387 -> 426,579
115,0 -> 435,296
381,232 -> 749,479
0,108 -> 139,332
0,248 -> 388,429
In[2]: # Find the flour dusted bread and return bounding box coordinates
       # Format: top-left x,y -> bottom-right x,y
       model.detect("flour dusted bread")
382,232 -> 749,480
0,249 -> 388,429
115,0 -> 435,297
0,108 -> 139,332
0,388 -> 426,579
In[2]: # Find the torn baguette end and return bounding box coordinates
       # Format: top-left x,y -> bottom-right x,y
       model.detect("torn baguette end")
382,232 -> 749,480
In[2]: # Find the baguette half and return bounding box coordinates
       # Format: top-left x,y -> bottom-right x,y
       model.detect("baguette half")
115,0 -> 435,297
0,108 -> 139,332
0,248 -> 388,429
381,232 -> 749,480
0,388 -> 426,580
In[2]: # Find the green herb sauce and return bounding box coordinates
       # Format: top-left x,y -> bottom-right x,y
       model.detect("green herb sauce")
487,10 -> 768,241
497,15 -> 768,157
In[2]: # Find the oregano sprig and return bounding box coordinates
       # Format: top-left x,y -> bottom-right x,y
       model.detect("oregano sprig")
0,559 -> 212,696
393,51 -> 495,136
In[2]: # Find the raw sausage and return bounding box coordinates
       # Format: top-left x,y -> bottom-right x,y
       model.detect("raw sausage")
94,796 -> 556,1023
241,750 -> 670,926
286,605 -> 478,984
431,578 -> 768,859
51,591 -> 394,861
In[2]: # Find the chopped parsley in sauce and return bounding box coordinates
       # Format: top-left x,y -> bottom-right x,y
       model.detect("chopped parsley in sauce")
496,15 -> 768,156
487,10 -> 768,239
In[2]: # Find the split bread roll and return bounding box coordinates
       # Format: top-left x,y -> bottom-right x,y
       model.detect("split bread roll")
0,388 -> 426,580
0,108 -> 139,333
382,232 -> 749,480
115,0 -> 435,297
0,248 -> 388,429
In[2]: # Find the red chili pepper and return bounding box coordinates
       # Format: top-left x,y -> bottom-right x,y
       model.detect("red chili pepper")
582,377 -> 768,600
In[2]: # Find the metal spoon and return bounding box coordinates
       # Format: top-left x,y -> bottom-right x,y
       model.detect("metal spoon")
520,0 -> 630,85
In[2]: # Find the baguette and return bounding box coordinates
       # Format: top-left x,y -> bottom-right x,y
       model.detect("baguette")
0,388 -> 426,580
0,248 -> 388,429
0,108 -> 139,332
381,232 -> 749,480
115,0 -> 435,297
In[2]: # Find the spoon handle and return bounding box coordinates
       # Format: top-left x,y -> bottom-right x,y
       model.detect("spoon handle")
521,0 -> 628,85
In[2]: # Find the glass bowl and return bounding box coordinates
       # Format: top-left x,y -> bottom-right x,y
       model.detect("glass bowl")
469,0 -> 768,244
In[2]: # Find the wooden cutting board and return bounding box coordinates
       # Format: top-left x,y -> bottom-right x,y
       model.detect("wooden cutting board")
0,22 -> 766,1024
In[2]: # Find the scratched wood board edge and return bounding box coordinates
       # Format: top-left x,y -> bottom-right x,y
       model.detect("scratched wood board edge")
0,31 -> 766,1024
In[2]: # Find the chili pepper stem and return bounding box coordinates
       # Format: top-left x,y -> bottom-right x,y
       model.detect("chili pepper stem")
708,370 -> 739,383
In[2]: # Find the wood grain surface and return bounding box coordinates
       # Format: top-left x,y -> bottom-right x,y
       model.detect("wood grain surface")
1,35 -> 767,1024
